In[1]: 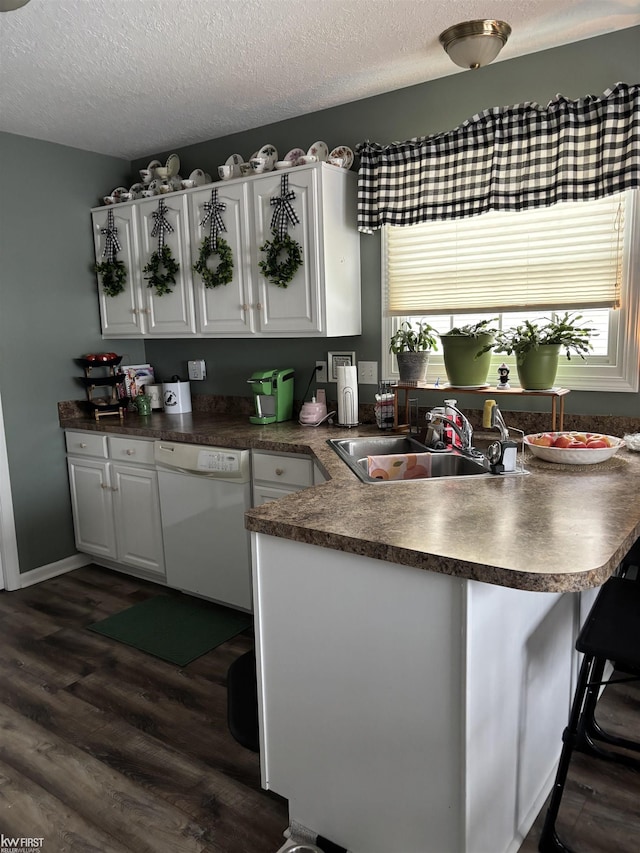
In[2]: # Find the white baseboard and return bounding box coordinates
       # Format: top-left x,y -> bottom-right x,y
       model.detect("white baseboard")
18,553 -> 91,588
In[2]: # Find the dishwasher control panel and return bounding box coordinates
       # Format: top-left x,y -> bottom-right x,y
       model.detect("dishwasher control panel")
196,449 -> 240,473
154,441 -> 250,482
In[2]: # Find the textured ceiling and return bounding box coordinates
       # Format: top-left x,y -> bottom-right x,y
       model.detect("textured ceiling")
0,0 -> 638,160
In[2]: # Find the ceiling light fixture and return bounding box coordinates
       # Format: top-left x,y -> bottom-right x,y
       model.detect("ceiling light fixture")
439,19 -> 511,70
0,0 -> 30,10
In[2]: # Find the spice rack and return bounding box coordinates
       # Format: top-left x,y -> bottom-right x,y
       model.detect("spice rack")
76,357 -> 126,421
390,383 -> 571,432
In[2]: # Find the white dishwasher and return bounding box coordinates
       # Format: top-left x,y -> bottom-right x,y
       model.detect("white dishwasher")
154,441 -> 252,611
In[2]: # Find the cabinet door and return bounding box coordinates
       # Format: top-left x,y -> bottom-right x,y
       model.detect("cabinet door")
137,195 -> 196,336
189,183 -> 255,335
252,169 -> 321,334
67,457 -> 116,559
92,205 -> 145,337
111,463 -> 165,576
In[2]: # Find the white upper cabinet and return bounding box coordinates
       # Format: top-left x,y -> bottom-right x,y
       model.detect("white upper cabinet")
188,181 -> 254,335
92,205 -> 144,337
251,168 -> 320,334
92,163 -> 361,338
136,194 -> 196,336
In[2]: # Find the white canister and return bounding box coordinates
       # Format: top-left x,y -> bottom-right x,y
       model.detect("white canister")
162,378 -> 192,414
144,383 -> 164,410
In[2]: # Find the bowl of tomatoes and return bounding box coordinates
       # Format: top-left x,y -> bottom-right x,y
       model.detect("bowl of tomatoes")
523,431 -> 625,465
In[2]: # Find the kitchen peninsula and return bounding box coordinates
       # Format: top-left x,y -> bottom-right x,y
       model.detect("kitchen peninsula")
58,408 -> 640,853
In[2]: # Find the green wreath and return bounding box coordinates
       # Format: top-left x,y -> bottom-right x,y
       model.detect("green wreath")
94,258 -> 127,298
193,236 -> 234,288
258,232 -> 303,289
143,245 -> 180,296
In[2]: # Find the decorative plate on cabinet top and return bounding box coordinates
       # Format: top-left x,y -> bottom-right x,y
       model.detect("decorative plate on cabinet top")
307,140 -> 328,161
328,145 -> 354,170
165,153 -> 180,178
225,153 -> 244,176
258,144 -> 278,170
284,147 -> 305,164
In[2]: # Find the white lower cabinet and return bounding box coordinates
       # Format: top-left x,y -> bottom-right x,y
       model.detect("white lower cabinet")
65,432 -> 164,578
251,450 -> 314,507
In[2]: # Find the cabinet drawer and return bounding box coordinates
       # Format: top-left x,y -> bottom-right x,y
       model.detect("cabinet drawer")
252,451 -> 313,487
108,436 -> 155,465
65,431 -> 108,458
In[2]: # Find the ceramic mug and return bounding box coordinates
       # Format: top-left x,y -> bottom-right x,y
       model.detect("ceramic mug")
218,165 -> 234,180
239,163 -> 252,176
133,394 -> 152,416
249,157 -> 267,173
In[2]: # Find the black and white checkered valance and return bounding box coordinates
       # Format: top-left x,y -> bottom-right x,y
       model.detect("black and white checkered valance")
355,82 -> 640,233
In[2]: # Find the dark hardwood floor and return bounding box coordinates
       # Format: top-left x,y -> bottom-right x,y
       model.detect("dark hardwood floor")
0,565 -> 638,852
0,565 -> 288,852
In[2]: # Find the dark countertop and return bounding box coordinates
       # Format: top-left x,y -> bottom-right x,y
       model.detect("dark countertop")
60,410 -> 640,593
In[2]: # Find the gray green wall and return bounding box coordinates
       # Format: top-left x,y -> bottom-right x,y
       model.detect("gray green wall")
135,26 -> 640,417
0,133 -> 145,572
0,26 -> 638,574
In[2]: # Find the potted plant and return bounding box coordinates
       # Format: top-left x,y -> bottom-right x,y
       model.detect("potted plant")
389,320 -> 438,383
483,312 -> 595,390
439,318 -> 498,388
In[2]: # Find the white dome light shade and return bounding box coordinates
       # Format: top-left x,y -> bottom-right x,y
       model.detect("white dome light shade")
0,0 -> 30,10
439,20 -> 512,70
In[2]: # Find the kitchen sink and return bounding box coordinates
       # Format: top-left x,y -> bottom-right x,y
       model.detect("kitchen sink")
327,435 -> 489,484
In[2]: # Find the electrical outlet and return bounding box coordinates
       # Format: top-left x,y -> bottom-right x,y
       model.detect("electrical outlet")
188,359 -> 206,381
315,360 -> 328,383
357,360 -> 378,384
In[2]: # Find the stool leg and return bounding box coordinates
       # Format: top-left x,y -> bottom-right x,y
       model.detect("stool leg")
577,657 -> 640,765
538,653 -> 595,853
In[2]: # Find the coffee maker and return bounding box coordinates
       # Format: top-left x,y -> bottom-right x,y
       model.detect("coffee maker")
247,368 -> 294,425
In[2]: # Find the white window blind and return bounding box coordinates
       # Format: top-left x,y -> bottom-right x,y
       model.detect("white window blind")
385,194 -> 624,316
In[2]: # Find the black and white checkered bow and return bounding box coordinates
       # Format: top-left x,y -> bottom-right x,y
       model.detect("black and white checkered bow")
151,199 -> 174,250
270,174 -> 299,239
200,188 -> 227,250
101,209 -> 121,262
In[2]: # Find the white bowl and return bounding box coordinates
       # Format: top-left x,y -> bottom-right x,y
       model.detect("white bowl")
524,432 -> 624,465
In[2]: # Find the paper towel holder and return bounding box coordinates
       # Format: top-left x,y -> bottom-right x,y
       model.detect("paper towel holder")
336,364 -> 360,428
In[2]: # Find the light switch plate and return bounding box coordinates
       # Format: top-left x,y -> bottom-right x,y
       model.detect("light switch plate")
188,359 -> 206,380
357,360 -> 378,384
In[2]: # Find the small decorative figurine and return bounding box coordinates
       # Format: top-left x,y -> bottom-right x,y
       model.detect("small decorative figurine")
497,363 -> 510,389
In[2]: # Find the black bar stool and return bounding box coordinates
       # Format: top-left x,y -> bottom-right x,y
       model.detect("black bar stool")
539,575 -> 640,852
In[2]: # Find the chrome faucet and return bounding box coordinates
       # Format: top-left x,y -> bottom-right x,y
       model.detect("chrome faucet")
425,404 -> 482,458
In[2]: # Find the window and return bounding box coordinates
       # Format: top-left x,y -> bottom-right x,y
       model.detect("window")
381,191 -> 640,392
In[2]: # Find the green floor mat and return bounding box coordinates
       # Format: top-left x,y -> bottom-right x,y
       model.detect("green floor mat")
88,595 -> 252,666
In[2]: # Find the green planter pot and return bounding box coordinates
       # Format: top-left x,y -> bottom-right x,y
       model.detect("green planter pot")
396,351 -> 430,383
516,344 -> 561,390
440,333 -> 494,387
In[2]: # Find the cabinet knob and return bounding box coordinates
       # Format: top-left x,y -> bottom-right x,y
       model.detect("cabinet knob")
79,442 -> 87,448
242,303 -> 249,311
131,308 -> 138,315
100,483 -> 109,489
126,449 -> 135,455
256,302 -> 263,310
111,486 -> 119,492
275,467 -> 284,476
